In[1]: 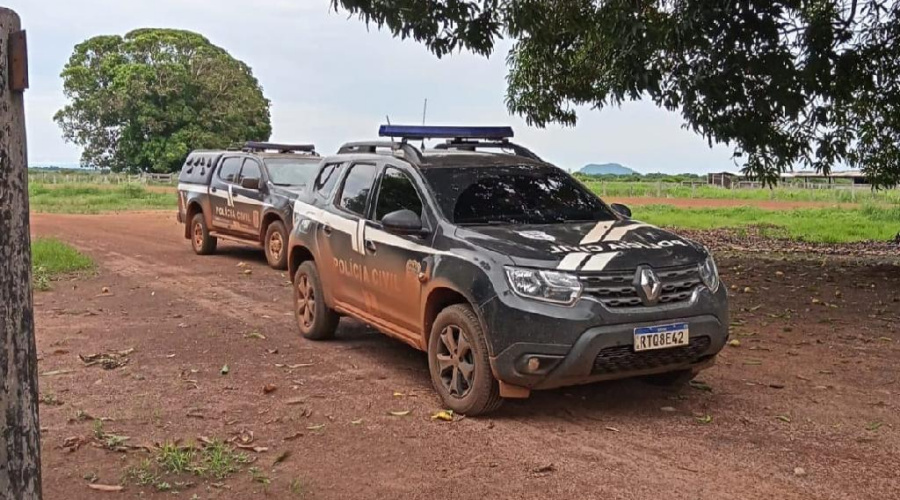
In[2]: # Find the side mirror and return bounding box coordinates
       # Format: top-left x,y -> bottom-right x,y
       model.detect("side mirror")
240,177 -> 262,190
381,209 -> 424,235
610,203 -> 632,218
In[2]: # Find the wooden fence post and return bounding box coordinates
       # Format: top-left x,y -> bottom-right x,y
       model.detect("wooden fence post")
0,8 -> 42,500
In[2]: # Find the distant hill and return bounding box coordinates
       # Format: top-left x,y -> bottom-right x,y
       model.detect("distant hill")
579,163 -> 638,176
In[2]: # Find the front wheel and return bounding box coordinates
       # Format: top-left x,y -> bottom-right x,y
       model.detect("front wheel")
428,304 -> 503,416
293,261 -> 339,340
190,213 -> 217,255
264,220 -> 288,270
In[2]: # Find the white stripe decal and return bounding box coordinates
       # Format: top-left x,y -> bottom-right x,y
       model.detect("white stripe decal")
365,227 -> 449,255
602,223 -> 650,242
293,199 -> 447,256
580,252 -> 620,271
579,221 -> 615,245
177,183 -> 209,195
557,252 -> 590,271
356,220 -> 367,255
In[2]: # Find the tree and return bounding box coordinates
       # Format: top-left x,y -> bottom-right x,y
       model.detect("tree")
333,1 -> 900,187
1,7 -> 43,500
55,29 -> 272,173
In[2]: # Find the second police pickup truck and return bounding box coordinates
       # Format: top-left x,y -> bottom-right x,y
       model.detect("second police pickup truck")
286,126 -> 730,415
177,142 -> 322,269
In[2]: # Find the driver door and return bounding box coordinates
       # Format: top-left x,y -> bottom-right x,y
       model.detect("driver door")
361,164 -> 434,340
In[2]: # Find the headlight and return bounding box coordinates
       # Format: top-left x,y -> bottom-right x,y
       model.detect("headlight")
504,266 -> 583,305
698,255 -> 720,292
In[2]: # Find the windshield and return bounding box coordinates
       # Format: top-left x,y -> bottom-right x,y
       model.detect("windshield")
264,158 -> 320,186
422,165 -> 617,225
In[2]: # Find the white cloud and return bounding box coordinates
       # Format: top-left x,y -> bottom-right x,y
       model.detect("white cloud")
11,0 -> 736,173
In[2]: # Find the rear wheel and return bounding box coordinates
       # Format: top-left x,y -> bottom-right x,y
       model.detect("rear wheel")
264,220 -> 288,270
642,369 -> 697,388
293,261 -> 339,340
428,304 -> 503,416
190,213 -> 217,255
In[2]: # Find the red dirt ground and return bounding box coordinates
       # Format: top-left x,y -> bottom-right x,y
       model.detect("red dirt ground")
30,212 -> 899,500
607,196 -> 860,210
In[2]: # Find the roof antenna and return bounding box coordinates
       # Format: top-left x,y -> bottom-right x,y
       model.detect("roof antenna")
385,115 -> 395,145
420,98 -> 428,149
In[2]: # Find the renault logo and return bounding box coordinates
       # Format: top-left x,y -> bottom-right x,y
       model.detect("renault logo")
634,265 -> 662,305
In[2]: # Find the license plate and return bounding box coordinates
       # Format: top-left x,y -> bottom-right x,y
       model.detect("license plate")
634,323 -> 689,352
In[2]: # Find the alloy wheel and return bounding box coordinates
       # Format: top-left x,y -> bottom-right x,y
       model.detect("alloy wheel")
435,325 -> 475,398
295,273 -> 316,329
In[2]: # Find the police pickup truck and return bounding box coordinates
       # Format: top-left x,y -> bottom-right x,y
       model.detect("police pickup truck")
287,126 -> 729,415
177,142 -> 321,269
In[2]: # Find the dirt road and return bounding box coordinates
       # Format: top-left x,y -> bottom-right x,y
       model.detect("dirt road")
31,212 -> 899,499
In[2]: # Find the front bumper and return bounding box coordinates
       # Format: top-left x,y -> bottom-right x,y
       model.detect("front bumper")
490,314 -> 726,390
481,285 -> 729,390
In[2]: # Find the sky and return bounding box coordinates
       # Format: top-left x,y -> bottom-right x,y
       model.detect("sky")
11,0 -> 738,174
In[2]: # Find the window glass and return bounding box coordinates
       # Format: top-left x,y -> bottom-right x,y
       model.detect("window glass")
239,159 -> 262,183
314,162 -> 343,196
338,163 -> 378,216
421,165 -> 616,225
265,158 -> 319,186
375,167 -> 423,221
218,157 -> 243,183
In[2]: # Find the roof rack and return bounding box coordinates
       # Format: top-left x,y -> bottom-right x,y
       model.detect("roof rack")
239,141 -> 318,155
336,141 -> 423,164
376,124 -> 541,161
433,140 -> 542,161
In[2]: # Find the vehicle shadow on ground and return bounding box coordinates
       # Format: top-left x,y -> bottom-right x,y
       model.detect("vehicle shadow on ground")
332,319 -> 707,421
211,244 -> 270,265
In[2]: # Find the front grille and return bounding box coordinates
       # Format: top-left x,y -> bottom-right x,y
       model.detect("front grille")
591,336 -> 711,375
579,264 -> 702,308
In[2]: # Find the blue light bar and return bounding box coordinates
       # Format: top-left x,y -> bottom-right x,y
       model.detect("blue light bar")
378,125 -> 514,140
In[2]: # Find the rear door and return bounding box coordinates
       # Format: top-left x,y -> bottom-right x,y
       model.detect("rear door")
209,155 -> 244,231
231,157 -> 266,237
361,163 -> 434,337
320,161 -> 379,312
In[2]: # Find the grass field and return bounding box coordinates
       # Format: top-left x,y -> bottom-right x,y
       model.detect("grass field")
24,178 -> 899,243
634,204 -> 900,243
29,183 -> 176,213
582,179 -> 900,204
32,237 -> 94,290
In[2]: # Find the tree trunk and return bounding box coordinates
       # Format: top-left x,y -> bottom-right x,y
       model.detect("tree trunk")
0,8 -> 42,500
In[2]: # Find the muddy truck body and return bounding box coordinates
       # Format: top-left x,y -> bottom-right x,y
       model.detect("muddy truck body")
177,142 -> 322,269
286,126 -> 729,415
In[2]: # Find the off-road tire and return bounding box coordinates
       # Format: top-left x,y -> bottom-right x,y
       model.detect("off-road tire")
264,220 -> 288,270
293,261 -> 339,340
643,369 -> 698,388
428,304 -> 503,416
190,213 -> 217,255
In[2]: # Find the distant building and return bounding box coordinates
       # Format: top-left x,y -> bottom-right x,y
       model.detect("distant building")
707,172 -> 740,188
780,170 -> 869,185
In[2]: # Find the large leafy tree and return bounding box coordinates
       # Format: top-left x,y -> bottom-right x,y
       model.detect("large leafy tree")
334,1 -> 900,186
55,29 -> 272,173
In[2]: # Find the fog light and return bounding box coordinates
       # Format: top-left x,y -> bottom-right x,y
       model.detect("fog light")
526,357 -> 541,372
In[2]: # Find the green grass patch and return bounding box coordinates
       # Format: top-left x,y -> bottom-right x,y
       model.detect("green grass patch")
583,179 -> 900,204
29,182 -> 175,213
124,439 -> 250,493
634,204 -> 900,243
32,237 -> 93,290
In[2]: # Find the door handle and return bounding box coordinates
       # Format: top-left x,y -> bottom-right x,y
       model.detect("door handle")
365,240 -> 377,253
322,224 -> 333,236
